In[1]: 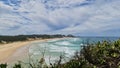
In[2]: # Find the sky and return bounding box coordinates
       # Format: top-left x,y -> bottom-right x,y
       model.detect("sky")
0,0 -> 120,36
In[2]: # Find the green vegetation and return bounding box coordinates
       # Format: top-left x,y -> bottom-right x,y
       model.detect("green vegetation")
56,39 -> 120,68
0,34 -> 74,44
0,39 -> 120,68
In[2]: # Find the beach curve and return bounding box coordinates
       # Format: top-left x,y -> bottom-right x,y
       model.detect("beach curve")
0,38 -> 66,64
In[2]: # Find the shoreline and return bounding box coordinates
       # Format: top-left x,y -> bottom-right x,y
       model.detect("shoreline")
0,38 -> 66,63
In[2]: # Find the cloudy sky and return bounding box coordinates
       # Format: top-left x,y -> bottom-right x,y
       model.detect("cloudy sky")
0,0 -> 120,36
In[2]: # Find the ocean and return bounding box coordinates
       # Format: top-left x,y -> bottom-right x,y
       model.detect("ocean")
28,37 -> 120,64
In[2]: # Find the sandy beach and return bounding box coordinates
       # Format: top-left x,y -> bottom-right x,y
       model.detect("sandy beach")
0,38 -> 57,63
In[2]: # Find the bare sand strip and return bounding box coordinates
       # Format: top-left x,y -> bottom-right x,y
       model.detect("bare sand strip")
0,39 -> 52,63
0,38 -> 65,63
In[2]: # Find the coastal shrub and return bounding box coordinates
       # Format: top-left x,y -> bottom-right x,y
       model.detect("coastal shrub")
81,40 -> 120,68
50,39 -> 120,68
0,63 -> 7,68
13,63 -> 21,68
0,34 -> 69,44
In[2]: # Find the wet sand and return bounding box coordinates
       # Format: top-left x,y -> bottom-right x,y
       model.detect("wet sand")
0,38 -> 66,64
0,39 -> 52,63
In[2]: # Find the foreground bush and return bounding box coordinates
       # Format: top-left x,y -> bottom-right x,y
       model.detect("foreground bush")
0,39 -> 120,68
52,39 -> 120,68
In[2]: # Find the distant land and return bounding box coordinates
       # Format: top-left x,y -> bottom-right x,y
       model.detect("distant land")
0,34 -> 74,44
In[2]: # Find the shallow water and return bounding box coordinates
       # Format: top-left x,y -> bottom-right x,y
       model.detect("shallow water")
28,37 -> 120,64
28,38 -> 83,64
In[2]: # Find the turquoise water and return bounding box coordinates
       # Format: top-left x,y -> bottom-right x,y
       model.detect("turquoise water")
28,37 -> 120,64
29,38 -> 83,64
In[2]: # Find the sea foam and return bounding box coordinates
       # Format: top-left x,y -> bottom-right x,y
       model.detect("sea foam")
28,38 -> 82,64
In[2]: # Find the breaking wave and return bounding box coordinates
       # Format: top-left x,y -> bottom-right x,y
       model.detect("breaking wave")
28,38 -> 82,64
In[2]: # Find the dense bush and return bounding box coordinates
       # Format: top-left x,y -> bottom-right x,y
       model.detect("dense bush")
80,40 -> 120,68
0,34 -> 70,44
51,39 -> 120,68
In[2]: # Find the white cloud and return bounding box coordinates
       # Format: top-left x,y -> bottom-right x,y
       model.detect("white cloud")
0,0 -> 120,36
